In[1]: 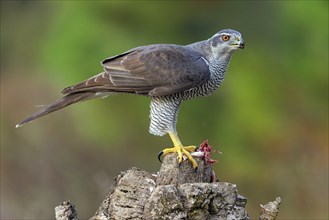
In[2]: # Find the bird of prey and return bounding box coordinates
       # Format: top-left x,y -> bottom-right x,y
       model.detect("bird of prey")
16,29 -> 244,169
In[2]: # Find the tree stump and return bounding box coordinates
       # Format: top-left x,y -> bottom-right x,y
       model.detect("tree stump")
55,147 -> 280,220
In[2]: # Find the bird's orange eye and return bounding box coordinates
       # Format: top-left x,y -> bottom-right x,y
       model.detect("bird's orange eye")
222,35 -> 230,41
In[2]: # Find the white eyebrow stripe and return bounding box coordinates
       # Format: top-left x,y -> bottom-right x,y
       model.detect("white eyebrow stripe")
212,33 -> 232,38
219,33 -> 232,36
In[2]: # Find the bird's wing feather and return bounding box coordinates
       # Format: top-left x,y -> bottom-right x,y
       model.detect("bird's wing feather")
62,44 -> 211,96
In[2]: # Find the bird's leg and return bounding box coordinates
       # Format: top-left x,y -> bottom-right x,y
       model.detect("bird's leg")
158,131 -> 198,169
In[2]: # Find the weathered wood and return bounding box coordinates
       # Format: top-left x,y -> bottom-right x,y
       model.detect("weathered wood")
89,153 -> 249,220
55,201 -> 79,220
91,167 -> 156,220
259,197 -> 281,220
54,152 -> 281,220
156,151 -> 213,185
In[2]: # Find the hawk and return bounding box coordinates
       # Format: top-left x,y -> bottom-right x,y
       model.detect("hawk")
17,29 -> 244,169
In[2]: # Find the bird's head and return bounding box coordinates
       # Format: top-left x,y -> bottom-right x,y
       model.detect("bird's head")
209,29 -> 244,57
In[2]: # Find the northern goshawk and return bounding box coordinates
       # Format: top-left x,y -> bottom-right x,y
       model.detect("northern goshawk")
17,29 -> 244,169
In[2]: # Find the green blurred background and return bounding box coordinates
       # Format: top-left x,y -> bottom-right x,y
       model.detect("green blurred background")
1,1 -> 328,219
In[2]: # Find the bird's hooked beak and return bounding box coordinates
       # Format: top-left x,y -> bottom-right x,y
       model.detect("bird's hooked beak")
231,36 -> 245,49
238,38 -> 245,49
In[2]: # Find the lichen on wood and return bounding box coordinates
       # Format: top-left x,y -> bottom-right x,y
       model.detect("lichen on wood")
54,148 -> 280,220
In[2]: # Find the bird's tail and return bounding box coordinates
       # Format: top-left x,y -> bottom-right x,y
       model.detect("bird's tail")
16,92 -> 98,128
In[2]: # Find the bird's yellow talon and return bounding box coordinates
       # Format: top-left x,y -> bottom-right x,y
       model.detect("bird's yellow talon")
183,146 -> 197,152
159,131 -> 199,169
160,145 -> 198,169
177,147 -> 183,163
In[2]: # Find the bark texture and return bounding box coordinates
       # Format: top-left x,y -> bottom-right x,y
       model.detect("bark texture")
259,197 -> 281,220
54,201 -> 78,220
54,153 -> 280,220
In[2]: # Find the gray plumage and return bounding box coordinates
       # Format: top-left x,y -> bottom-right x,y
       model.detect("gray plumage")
16,29 -> 244,138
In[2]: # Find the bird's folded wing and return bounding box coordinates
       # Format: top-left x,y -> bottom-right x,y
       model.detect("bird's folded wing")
62,44 -> 211,96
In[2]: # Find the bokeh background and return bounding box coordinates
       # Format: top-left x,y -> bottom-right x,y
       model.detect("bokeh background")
1,1 -> 328,219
